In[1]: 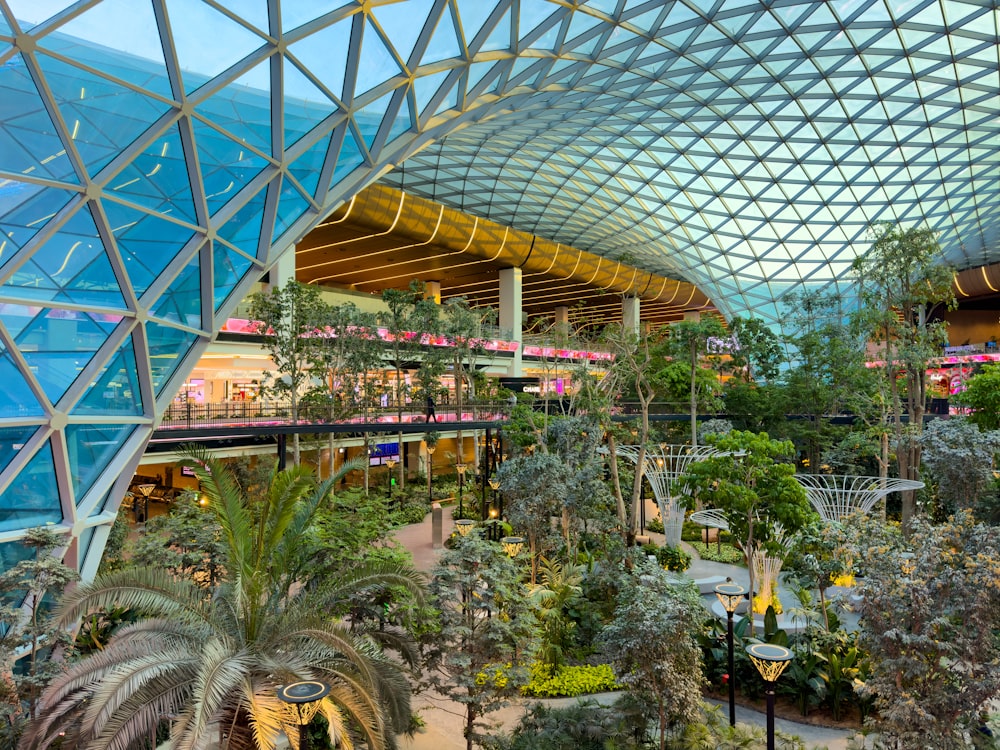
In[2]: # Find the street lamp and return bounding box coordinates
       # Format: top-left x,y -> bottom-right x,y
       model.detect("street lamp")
487,506 -> 499,541
385,457 -> 397,503
455,519 -> 475,536
455,462 -> 467,518
425,442 -> 436,505
135,483 -> 155,525
500,536 -> 524,557
715,582 -> 747,727
488,477 -> 501,523
277,680 -> 331,750
746,642 -> 794,750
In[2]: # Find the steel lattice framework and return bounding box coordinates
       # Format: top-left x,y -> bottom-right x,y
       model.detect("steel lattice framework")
0,0 -> 997,576
794,474 -> 926,521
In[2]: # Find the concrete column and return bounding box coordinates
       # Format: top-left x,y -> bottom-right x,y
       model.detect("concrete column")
266,248 -> 296,291
431,503 -> 443,549
554,306 -> 570,337
622,296 -> 640,337
424,280 -> 441,304
500,267 -> 523,377
684,310 -> 701,322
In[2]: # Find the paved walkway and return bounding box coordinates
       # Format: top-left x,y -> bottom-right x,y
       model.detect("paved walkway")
392,513 -> 855,750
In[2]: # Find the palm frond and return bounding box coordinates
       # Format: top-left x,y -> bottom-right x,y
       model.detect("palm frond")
170,640 -> 253,750
246,679 -> 285,750
53,566 -> 210,630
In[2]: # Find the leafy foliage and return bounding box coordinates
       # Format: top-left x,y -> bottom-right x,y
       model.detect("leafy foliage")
520,662 -> 619,698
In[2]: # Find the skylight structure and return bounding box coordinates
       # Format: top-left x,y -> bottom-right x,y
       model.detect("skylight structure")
0,0 -> 996,577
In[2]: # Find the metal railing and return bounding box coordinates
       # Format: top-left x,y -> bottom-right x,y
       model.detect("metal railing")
158,399 -> 512,430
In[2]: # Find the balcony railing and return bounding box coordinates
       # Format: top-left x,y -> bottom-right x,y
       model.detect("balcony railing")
158,399 -> 512,430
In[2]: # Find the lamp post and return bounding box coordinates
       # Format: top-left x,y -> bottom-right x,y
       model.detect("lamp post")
487,506 -> 499,541
425,442 -> 436,505
135,483 -> 155,525
277,680 -> 331,750
746,643 -> 794,750
456,462 -> 467,518
500,536 -> 524,558
385,457 -> 397,503
714,582 -> 747,726
488,477 -> 501,521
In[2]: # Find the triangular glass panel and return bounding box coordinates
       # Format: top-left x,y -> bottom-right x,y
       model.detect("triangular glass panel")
420,3 -> 461,65
7,305 -> 123,405
0,440 -> 61,532
374,0 -> 437,66
0,184 -> 76,272
216,186 -> 268,258
288,134 -> 332,200
270,177 -> 312,245
105,125 -> 197,224
0,53 -> 78,182
0,11 -> 11,34
0,344 -> 43,417
0,426 -> 38,475
151,250 -> 203,329
467,60 -> 500,94
143,319 -> 198,396
165,0 -> 268,94
478,7 -> 511,53
192,118 -> 271,216
354,23 -> 403,99
356,90 -> 396,151
39,0 -> 172,99
212,240 -> 256,312
331,126 -> 366,185
283,56 -> 339,150
215,0 -> 268,34
75,336 -> 143,416
2,202 -> 125,309
287,18 -> 352,101
196,61 -> 273,155
455,1 -> 496,45
65,422 -> 136,501
103,199 -> 196,299
77,524 -> 96,568
5,2 -> 70,28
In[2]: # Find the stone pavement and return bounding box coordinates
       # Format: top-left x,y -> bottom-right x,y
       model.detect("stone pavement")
392,513 -> 855,750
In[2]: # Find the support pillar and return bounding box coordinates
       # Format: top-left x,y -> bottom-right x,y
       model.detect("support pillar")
684,310 -> 701,322
424,280 -> 441,304
266,249 -> 296,291
500,267 -> 523,377
622,296 -> 640,337
554,306 -> 570,337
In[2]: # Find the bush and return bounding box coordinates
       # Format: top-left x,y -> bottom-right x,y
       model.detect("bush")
391,502 -> 429,526
645,516 -> 664,534
641,543 -> 691,572
688,540 -> 744,565
521,662 -> 620,698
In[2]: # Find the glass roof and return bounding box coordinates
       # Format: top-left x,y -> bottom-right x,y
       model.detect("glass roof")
0,0 -> 997,576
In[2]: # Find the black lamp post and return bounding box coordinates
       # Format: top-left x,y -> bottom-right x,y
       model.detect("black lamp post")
746,643 -> 794,750
456,462 -> 467,518
277,680 -> 331,750
135,483 -> 155,525
714,582 -> 746,726
385,457 -> 397,502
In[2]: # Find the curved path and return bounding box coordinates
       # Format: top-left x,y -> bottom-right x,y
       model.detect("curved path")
392,514 -> 855,750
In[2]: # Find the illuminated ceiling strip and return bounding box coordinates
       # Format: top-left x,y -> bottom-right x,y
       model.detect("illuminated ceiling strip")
298,192 -> 407,255
953,272 -> 968,297
982,266 -> 997,293
315,194 -> 357,227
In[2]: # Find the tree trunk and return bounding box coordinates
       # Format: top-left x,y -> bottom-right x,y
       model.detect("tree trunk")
607,432 -> 629,543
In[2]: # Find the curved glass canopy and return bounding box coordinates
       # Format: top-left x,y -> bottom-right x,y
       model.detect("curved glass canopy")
0,0 -> 996,576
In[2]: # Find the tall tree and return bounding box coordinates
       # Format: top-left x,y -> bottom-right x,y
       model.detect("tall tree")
918,416 -> 1000,518
599,560 -> 704,750
248,280 -> 328,466
680,430 -> 815,624
851,221 -> 956,530
664,317 -> 727,446
0,528 -> 79,746
425,534 -> 536,750
23,449 -> 423,750
954,362 -> 1000,431
855,512 -> 1000,748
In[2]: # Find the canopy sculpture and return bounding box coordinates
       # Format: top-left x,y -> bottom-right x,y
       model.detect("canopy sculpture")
688,508 -> 731,532
611,444 -> 728,547
793,475 -> 926,522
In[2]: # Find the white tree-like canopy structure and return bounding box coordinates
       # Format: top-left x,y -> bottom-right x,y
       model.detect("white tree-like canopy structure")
793,474 -> 926,521
613,444 -> 728,547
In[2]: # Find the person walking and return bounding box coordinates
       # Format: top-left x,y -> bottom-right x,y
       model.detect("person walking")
426,394 -> 437,423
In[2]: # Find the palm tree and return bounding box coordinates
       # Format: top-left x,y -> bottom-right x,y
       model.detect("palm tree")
22,447 -> 425,750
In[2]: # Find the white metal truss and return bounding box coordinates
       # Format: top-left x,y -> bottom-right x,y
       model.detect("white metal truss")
793,474 -> 926,521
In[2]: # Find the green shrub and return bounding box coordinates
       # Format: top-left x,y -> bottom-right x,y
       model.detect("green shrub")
641,543 -> 691,571
688,540 -> 745,565
521,662 -> 620,698
645,517 -> 664,534
392,503 -> 429,526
